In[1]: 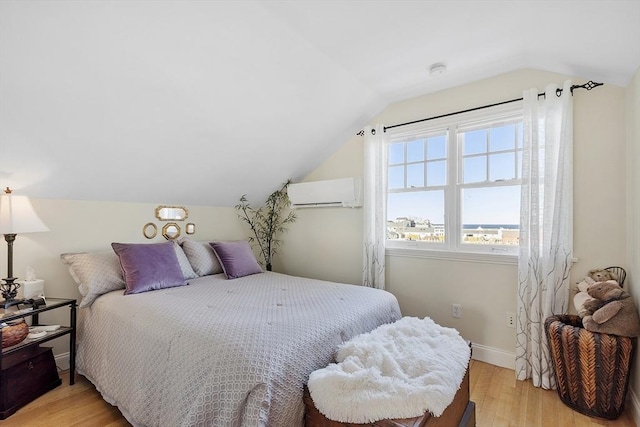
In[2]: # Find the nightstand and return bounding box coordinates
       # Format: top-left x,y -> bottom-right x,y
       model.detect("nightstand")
0,298 -> 76,419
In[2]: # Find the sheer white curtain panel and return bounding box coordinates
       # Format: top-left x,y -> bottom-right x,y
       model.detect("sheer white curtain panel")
516,80 -> 574,388
362,124 -> 387,289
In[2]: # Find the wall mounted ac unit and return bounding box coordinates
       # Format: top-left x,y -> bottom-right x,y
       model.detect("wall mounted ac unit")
288,177 -> 362,208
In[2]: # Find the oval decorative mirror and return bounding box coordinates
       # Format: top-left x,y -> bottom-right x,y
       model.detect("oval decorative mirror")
155,205 -> 189,221
162,223 -> 181,240
142,222 -> 158,239
186,223 -> 196,235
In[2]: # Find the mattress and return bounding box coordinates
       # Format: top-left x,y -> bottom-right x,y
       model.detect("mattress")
76,272 -> 401,427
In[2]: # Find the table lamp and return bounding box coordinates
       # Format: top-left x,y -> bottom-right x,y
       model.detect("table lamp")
0,188 -> 49,309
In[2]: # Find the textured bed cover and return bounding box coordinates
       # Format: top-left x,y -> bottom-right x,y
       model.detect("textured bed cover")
76,272 -> 401,427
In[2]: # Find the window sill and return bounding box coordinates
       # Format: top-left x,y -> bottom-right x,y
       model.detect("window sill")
386,247 -> 518,265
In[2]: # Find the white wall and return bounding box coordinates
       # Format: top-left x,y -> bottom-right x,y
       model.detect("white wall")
0,198 -> 246,358
625,67 -> 640,425
278,69 -> 628,367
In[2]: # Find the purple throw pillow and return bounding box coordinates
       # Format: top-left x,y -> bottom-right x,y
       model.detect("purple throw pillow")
210,241 -> 263,279
112,242 -> 187,295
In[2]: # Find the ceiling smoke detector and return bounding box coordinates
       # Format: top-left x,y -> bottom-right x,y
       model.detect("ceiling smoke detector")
429,63 -> 447,77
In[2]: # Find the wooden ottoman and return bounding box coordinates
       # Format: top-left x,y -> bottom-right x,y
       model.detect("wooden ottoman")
304,365 -> 476,427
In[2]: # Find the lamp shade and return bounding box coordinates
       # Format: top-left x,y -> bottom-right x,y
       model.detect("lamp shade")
0,192 -> 49,234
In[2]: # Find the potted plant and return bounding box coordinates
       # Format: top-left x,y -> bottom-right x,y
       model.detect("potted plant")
236,180 -> 296,271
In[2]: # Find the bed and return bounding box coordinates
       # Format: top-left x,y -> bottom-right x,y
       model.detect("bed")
71,257 -> 402,427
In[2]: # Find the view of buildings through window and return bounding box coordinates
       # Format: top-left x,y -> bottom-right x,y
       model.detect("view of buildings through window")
387,118 -> 523,248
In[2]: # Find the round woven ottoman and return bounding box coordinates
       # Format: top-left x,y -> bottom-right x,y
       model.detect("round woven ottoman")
545,314 -> 636,420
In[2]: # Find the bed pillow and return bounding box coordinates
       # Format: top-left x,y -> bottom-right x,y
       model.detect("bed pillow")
60,251 -> 126,308
112,242 -> 187,295
172,241 -> 198,280
210,240 -> 263,279
179,238 -> 223,276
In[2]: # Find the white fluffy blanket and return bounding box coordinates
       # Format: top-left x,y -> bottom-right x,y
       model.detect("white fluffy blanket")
307,316 -> 470,423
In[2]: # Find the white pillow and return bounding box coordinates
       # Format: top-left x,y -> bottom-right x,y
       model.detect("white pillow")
178,238 -> 223,276
172,241 -> 198,279
61,251 -> 125,308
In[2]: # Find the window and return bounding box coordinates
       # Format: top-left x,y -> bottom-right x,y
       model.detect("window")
386,104 -> 523,257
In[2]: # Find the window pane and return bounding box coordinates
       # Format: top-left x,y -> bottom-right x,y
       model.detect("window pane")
407,163 -> 424,187
387,190 -> 445,242
407,140 -> 425,162
389,143 -> 404,165
516,151 -> 523,179
490,124 -> 515,151
427,160 -> 446,186
463,156 -> 487,183
489,152 -> 515,181
388,165 -> 405,189
460,186 -> 520,246
463,130 -> 486,155
427,135 -> 446,160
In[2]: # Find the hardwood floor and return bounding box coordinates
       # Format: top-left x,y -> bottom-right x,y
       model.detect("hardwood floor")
0,361 -> 636,426
469,360 -> 636,427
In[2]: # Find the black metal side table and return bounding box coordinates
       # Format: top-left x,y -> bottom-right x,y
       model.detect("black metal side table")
1,298 -> 77,385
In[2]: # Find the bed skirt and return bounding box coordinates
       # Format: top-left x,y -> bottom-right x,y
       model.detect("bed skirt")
303,367 -> 475,427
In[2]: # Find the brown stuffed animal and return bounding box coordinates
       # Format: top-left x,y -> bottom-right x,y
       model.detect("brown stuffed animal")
573,269 -> 621,318
582,280 -> 620,315
588,268 -> 618,283
582,281 -> 640,337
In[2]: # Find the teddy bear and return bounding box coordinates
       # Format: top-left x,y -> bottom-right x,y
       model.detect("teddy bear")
587,268 -> 618,283
573,268 -> 620,317
582,281 -> 640,337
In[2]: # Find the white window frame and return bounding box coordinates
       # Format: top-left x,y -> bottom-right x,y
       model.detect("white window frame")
385,102 -> 523,264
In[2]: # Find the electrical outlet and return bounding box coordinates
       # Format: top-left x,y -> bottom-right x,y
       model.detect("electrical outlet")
506,312 -> 516,328
452,304 -> 462,318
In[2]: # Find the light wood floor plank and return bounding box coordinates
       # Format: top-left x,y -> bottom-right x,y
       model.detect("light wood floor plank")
0,363 -> 636,426
508,370 -> 526,426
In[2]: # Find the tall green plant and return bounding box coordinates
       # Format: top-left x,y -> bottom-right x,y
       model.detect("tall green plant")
235,180 -> 297,271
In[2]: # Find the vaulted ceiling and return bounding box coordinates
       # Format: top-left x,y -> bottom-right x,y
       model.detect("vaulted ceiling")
1,1 -> 638,206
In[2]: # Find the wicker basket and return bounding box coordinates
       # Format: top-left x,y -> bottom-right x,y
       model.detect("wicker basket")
1,320 -> 29,348
545,314 -> 636,420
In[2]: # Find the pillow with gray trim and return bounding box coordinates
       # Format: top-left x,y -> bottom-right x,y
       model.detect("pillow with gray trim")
178,238 -> 223,276
172,241 -> 198,280
61,251 -> 125,308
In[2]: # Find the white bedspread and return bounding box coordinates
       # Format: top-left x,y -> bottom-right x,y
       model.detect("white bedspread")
76,272 -> 401,427
307,316 -> 470,423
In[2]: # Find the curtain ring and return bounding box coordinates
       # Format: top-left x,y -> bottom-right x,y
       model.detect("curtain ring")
555,88 -> 562,97
371,129 -> 376,135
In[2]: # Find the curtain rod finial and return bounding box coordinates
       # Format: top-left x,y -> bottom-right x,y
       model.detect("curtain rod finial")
583,81 -> 603,91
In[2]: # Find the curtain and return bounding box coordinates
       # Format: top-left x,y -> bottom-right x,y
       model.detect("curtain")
516,80 -> 574,388
362,124 -> 387,289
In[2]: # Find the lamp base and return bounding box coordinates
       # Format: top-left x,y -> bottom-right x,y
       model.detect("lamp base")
1,278 -> 22,310
0,298 -> 24,311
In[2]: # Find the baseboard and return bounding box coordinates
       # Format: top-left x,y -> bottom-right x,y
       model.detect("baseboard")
470,343 -> 515,370
55,351 -> 70,372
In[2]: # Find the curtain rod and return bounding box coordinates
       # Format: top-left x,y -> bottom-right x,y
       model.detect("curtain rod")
356,80 -> 603,136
